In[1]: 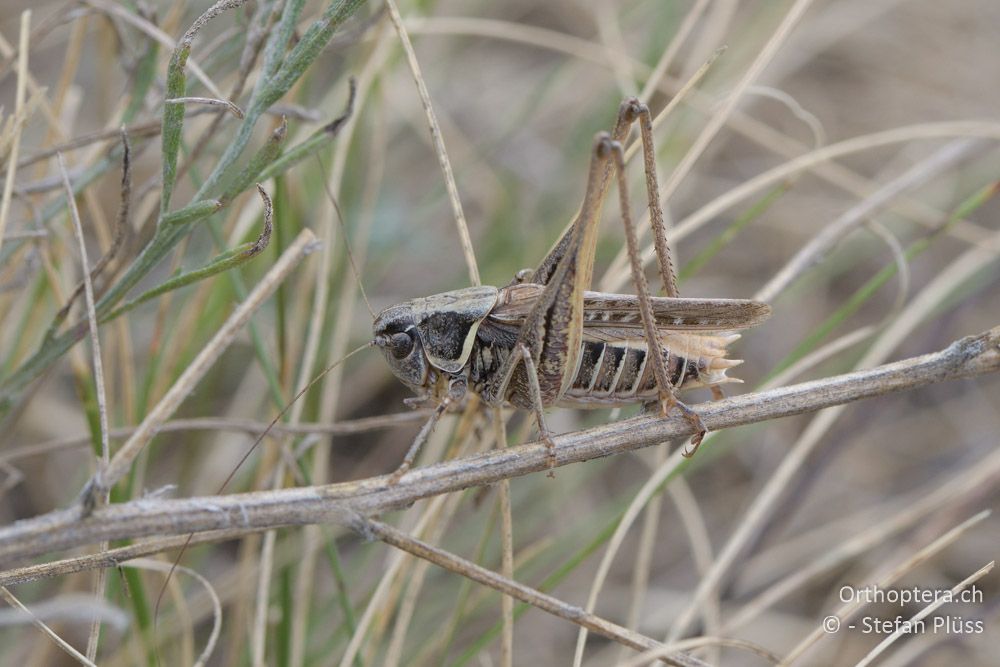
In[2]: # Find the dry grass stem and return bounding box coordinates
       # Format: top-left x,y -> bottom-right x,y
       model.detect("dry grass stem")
727,473 -> 999,633
1,410 -> 432,464
16,105 -> 302,170
757,138 -> 976,302
638,0 -> 710,102
83,225 -> 314,506
53,131 -> 131,326
287,76 -> 382,667
745,85 -> 826,148
0,11 -> 30,260
852,560 -> 995,667
404,16 -> 619,76
665,477 -> 720,652
0,585 -> 96,666
781,511 -> 992,665
605,121 -> 1000,295
593,4 -> 635,93
761,327 -> 880,391
658,0 -> 815,203
368,413 -> 484,664
356,517 -> 709,667
82,0 -> 224,97
127,558 -> 223,667
671,121 -> 1000,248
58,150 -> 111,661
0,529 -> 266,587
164,96 -> 244,119
3,4 -> 998,664
337,492 -> 450,667
58,152 -> 110,467
494,408 -> 514,667
381,493 -> 463,667
620,636 -> 782,667
321,14 -> 989,256
613,461 -> 667,666
386,0 -> 480,286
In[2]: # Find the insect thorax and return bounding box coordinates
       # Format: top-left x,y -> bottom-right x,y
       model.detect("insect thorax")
466,322 -> 519,404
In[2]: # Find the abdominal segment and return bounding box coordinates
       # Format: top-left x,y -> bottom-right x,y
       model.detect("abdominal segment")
560,332 -> 742,406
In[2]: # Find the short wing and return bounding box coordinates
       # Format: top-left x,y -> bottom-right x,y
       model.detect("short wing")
492,283 -> 771,331
580,292 -> 772,330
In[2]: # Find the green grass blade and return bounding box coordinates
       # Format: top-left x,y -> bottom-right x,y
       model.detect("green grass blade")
101,221 -> 272,324
219,118 -> 288,204
766,179 -> 1000,381
161,199 -> 223,225
678,183 -> 788,283
161,43 -> 191,215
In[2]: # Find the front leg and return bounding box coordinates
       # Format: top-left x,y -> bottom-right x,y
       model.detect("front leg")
477,341 -> 559,476
389,377 -> 467,484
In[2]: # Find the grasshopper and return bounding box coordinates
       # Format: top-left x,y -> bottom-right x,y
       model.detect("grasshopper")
373,98 -> 770,480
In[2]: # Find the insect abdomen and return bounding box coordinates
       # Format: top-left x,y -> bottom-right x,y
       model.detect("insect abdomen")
562,335 -> 742,406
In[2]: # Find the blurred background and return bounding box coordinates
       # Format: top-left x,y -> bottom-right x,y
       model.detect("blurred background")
0,0 -> 998,665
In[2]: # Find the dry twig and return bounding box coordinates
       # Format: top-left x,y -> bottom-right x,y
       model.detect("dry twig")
80,221 -> 309,511
0,326 -> 996,565
356,517 -> 710,667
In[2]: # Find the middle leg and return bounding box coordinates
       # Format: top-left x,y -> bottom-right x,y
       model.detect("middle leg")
518,344 -> 558,476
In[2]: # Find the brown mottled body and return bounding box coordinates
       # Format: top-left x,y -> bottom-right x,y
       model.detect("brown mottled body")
460,282 -> 768,410
373,98 -> 771,479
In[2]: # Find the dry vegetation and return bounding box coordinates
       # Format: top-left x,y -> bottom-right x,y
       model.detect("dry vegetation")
0,1 -> 998,665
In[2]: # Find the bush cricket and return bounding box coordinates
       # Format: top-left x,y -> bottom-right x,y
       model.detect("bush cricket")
373,98 -> 771,481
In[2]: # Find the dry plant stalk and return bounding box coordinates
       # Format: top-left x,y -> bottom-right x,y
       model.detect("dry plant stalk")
0,325 -> 996,566
356,516 -> 713,667
1,328 -> 994,666
2,3 -> 998,665
79,188 -> 285,510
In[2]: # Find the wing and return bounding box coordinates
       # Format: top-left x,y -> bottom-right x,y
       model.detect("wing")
580,292 -> 771,330
492,283 -> 771,331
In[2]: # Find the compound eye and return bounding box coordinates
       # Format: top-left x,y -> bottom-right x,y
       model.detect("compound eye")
389,331 -> 414,359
